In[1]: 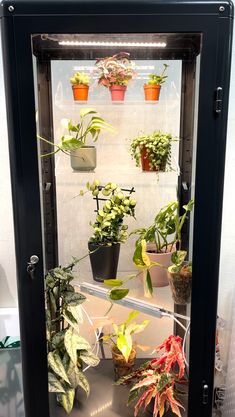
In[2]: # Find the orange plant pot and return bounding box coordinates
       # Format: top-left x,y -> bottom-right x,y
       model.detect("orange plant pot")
144,84 -> 161,101
140,147 -> 166,172
72,84 -> 89,101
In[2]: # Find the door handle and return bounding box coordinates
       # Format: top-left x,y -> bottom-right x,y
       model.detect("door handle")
27,255 -> 39,279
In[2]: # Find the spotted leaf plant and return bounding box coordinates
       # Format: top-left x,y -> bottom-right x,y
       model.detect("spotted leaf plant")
45,257 -> 99,413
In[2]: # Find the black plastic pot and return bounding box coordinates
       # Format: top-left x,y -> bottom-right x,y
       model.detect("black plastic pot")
88,242 -> 120,282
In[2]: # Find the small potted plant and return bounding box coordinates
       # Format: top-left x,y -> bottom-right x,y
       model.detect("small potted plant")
101,310 -> 149,380
130,131 -> 176,172
70,72 -> 90,101
80,180 -> 137,282
144,64 -> 169,101
132,199 -> 194,294
167,250 -> 192,305
95,52 -> 135,102
45,258 -> 100,413
117,335 -> 187,417
38,108 -> 114,171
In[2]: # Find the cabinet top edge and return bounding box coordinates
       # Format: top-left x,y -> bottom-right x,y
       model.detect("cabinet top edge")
0,0 -> 234,18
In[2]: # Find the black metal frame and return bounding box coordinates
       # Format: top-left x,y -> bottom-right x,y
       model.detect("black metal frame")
0,2 -> 233,417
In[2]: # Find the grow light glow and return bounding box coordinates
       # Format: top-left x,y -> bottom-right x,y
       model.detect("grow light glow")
59,40 -> 167,48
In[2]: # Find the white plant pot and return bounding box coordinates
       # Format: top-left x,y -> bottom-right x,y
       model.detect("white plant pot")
70,146 -> 97,171
146,243 -> 176,287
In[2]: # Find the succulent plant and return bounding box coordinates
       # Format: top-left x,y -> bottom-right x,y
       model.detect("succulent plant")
70,72 -> 90,86
146,64 -> 169,86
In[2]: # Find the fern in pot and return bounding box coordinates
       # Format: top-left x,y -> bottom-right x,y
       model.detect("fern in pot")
38,108 -> 114,171
80,179 -> 137,282
45,258 -> 100,413
132,200 -> 194,294
130,130 -> 176,172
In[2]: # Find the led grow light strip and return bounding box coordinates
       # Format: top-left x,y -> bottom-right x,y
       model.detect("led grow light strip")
59,40 -> 167,48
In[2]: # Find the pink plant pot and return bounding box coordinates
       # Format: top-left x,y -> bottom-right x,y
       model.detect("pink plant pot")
109,85 -> 127,101
145,243 -> 176,287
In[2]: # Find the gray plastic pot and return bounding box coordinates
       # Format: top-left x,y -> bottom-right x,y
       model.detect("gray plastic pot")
70,146 -> 96,171
88,242 -> 120,282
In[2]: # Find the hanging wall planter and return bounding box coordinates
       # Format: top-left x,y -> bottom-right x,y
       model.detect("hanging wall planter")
130,130 -> 176,172
70,146 -> 97,171
70,72 -> 90,101
88,242 -> 120,282
95,52 -> 135,103
109,85 -> 127,102
143,64 -> 169,102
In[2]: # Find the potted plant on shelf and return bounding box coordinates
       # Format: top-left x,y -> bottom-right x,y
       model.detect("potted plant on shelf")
130,131 -> 176,172
144,63 -> 169,101
167,250 -> 192,305
80,179 -> 137,282
132,199 -> 194,295
95,52 -> 135,102
45,258 -> 100,413
101,310 -> 149,380
38,108 -> 114,171
117,335 -> 187,417
70,72 -> 90,101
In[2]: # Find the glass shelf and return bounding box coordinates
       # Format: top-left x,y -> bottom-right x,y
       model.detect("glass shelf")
77,278 -> 190,322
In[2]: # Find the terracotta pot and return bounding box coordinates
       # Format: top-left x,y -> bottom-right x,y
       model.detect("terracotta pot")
72,84 -> 89,101
70,146 -> 96,171
112,346 -> 136,380
109,85 -> 127,101
145,243 -> 176,287
144,84 -> 161,101
167,263 -> 192,305
140,147 -> 166,172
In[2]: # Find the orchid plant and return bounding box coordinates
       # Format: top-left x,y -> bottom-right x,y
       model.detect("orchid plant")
117,335 -> 187,417
95,52 -> 135,88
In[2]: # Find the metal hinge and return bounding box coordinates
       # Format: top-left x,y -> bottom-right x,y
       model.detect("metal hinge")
214,87 -> 223,114
202,383 -> 209,405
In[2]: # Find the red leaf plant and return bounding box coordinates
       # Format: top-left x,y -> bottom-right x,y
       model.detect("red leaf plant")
95,52 -> 136,88
116,335 -> 187,417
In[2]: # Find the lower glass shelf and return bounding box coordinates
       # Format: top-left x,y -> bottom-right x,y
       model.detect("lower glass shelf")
77,278 -> 190,322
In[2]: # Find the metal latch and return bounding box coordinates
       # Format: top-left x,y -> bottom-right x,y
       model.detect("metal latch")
202,383 -> 209,405
27,255 -> 39,279
215,87 -> 223,114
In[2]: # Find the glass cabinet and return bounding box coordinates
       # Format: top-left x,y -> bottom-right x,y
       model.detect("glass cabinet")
0,2 -> 233,417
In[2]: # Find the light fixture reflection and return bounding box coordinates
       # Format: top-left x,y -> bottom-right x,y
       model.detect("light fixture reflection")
90,401 -> 112,416
59,40 -> 167,48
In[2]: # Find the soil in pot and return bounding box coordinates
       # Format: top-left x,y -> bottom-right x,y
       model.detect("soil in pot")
109,85 -> 127,101
70,146 -> 96,171
167,264 -> 192,305
145,243 -> 176,287
72,84 -> 89,101
140,147 -> 166,172
144,84 -> 161,101
88,242 -> 120,282
112,345 -> 136,380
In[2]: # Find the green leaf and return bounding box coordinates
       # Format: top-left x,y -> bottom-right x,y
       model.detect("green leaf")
157,373 -> 171,391
52,268 -> 74,281
146,270 -> 153,296
109,288 -> 129,300
64,327 -> 91,364
80,108 -> 97,119
125,310 -> 139,325
63,310 -> 80,333
133,240 -> 150,269
51,330 -> 65,348
64,292 -> 86,306
79,350 -> 100,367
171,250 -> 187,266
58,388 -> 75,414
48,352 -> 71,385
59,137 -> 83,151
103,279 -> 123,287
76,368 -> 90,396
48,372 -> 65,393
128,388 -> 139,405
67,305 -> 83,323
49,290 -> 57,314
142,269 -> 153,298
117,333 -> 132,362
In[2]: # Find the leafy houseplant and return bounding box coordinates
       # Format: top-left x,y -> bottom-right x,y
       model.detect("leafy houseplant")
117,335 -> 186,417
167,250 -> 192,305
102,310 -> 149,379
38,108 -> 114,171
80,179 -> 137,282
130,131 -> 176,172
132,200 -> 194,294
95,52 -> 135,101
45,259 -> 100,413
144,64 -> 169,101
70,72 -> 90,101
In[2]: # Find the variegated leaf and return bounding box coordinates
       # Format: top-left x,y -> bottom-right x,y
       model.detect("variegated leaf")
79,350 -> 100,367
64,327 -> 91,365
48,372 -> 65,393
57,388 -> 75,414
48,352 -> 71,385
